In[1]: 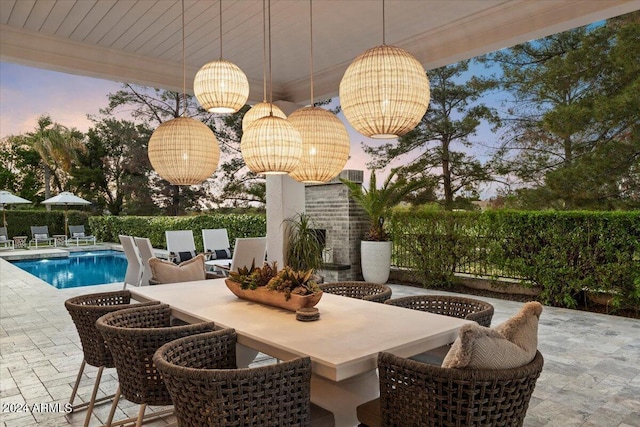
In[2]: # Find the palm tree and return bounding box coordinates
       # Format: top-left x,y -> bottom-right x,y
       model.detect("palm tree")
18,115 -> 84,207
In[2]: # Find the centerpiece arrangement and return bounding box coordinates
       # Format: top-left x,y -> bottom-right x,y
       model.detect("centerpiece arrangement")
226,261 -> 323,312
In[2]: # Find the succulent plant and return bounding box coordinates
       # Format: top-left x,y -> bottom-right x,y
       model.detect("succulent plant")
229,260 -> 279,290
267,266 -> 321,300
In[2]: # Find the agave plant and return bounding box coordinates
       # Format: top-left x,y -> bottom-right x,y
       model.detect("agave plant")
229,261 -> 279,290
267,266 -> 321,300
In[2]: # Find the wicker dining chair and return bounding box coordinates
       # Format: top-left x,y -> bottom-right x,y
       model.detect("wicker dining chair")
319,281 -> 392,303
385,294 -> 494,327
64,290 -> 159,427
96,304 -> 216,427
154,329 -> 335,427
357,350 -> 544,427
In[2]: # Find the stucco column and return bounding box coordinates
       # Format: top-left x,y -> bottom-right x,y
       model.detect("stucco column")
266,100 -> 305,267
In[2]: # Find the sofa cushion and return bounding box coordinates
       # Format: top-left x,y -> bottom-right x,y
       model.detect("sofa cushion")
442,301 -> 543,370
149,254 -> 206,284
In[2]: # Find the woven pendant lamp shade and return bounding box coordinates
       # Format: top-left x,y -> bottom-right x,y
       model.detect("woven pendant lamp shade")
242,102 -> 287,132
241,115 -> 302,174
339,44 -> 430,139
288,107 -> 350,183
194,60 -> 250,113
148,117 -> 220,185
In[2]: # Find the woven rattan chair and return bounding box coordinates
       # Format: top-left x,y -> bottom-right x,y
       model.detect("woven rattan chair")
358,350 -> 544,427
96,303 -> 216,427
64,290 -> 159,427
319,281 -> 392,303
385,295 -> 494,327
154,329 -> 335,427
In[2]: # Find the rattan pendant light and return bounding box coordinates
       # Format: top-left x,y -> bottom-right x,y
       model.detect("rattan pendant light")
194,0 -> 249,113
289,0 -> 350,183
339,0 -> 430,139
241,0 -> 302,174
241,0 -> 286,132
148,0 -> 219,185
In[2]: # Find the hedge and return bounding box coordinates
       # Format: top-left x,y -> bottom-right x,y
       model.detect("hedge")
389,210 -> 640,311
2,209 -> 91,237
88,213 -> 267,251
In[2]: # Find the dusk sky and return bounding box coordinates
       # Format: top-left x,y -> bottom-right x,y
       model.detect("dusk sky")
0,61 -> 500,198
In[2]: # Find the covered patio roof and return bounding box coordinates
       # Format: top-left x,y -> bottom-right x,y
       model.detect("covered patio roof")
2,0 -> 638,104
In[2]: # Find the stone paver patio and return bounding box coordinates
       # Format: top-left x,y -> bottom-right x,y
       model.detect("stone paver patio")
1,253 -> 639,426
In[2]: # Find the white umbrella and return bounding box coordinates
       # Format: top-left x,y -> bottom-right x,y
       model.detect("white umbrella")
0,190 -> 32,227
41,191 -> 91,236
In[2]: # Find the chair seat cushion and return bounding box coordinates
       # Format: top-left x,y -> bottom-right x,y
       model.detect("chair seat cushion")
442,301 -> 543,370
149,254 -> 206,284
356,398 -> 380,427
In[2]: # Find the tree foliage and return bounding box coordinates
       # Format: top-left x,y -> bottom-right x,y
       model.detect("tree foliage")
486,12 -> 640,209
363,60 -> 499,210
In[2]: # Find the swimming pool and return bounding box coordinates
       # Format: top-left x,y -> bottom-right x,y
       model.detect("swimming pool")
11,250 -> 127,289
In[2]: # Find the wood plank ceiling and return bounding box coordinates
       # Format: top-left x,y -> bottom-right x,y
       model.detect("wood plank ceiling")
1,0 -> 638,104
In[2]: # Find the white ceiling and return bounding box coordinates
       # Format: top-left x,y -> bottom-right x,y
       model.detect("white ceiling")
1,0 -> 638,105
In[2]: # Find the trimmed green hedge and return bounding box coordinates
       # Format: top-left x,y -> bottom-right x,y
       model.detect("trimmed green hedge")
2,209 -> 91,237
389,210 -> 640,311
88,213 -> 266,251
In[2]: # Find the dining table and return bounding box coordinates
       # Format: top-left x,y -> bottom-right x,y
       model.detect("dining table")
130,279 -> 470,427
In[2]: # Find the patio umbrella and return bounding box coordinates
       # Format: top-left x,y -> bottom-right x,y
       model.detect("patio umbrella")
41,192 -> 91,236
0,190 -> 32,227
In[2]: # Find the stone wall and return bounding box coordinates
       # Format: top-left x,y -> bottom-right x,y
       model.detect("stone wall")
305,170 -> 369,282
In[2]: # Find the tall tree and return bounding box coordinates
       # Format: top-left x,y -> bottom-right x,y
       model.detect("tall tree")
5,115 -> 84,207
363,60 -> 499,210
70,118 -> 156,215
486,12 -> 640,209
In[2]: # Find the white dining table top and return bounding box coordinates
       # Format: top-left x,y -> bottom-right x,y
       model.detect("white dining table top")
130,279 -> 469,382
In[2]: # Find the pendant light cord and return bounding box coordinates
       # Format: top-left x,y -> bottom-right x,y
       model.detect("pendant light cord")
181,0 -> 186,116
268,0 -> 273,116
262,0 -> 267,102
219,0 -> 223,59
309,0 -> 314,107
382,0 -> 386,45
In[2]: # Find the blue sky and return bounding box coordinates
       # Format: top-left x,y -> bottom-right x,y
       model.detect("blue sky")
0,60 -> 502,198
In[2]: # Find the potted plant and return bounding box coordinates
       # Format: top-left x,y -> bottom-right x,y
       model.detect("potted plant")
341,168 -> 428,284
284,213 -> 323,272
227,261 -> 323,311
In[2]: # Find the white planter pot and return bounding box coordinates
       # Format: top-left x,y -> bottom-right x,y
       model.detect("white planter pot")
360,240 -> 392,284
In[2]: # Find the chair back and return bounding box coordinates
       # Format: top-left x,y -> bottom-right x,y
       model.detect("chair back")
31,225 -> 50,237
378,350 -> 543,426
166,230 -> 196,261
64,290 -> 158,368
202,228 -> 231,253
154,329 -> 313,427
96,304 -> 216,406
68,224 -> 86,237
119,235 -> 142,288
319,281 -> 392,303
230,237 -> 267,272
385,295 -> 494,327
134,237 -> 156,286
0,227 -> 8,239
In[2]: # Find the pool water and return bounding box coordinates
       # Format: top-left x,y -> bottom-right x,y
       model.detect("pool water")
12,250 -> 127,289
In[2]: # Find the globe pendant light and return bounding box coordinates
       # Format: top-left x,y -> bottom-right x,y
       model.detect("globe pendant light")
194,0 -> 249,113
241,0 -> 302,174
339,0 -> 430,139
148,0 -> 219,185
242,0 -> 285,132
289,0 -> 350,183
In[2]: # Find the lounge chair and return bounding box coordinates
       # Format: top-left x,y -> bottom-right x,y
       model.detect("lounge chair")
202,228 -> 233,271
228,237 -> 268,273
0,227 -> 13,250
134,237 -> 156,286
119,235 -> 142,289
67,225 -> 96,246
29,225 -> 56,248
165,230 -> 198,264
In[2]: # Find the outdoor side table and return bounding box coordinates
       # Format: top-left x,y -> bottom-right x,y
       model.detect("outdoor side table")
13,236 -> 27,249
53,235 -> 67,247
